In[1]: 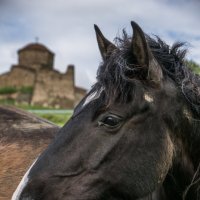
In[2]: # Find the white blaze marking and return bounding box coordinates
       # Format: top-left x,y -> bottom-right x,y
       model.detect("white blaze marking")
12,158 -> 38,200
144,93 -> 154,103
183,107 -> 192,122
82,87 -> 104,107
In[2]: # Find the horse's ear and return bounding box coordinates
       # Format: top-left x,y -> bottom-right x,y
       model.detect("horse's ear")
131,21 -> 163,83
131,21 -> 149,67
94,24 -> 117,61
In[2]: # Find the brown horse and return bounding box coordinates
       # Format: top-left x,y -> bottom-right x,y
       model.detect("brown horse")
13,21 -> 200,199
0,106 -> 59,200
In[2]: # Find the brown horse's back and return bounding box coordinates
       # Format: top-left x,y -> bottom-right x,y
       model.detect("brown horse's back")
0,106 -> 60,200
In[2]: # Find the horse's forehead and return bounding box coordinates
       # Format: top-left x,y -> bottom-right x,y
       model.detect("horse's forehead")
83,87 -> 155,108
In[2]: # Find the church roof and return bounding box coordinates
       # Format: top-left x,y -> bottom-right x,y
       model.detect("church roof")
18,43 -> 54,55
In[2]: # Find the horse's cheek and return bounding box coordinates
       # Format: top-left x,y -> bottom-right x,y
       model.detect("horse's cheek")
134,132 -> 174,197
155,132 -> 174,184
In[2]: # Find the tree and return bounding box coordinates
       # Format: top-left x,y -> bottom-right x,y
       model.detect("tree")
186,60 -> 200,74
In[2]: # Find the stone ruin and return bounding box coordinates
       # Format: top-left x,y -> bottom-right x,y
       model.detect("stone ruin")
0,42 -> 86,108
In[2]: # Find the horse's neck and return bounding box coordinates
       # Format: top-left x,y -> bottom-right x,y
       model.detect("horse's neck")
164,118 -> 200,200
139,115 -> 200,200
182,120 -> 200,199
189,121 -> 200,167
175,109 -> 200,172
163,157 -> 196,200
138,187 -> 167,200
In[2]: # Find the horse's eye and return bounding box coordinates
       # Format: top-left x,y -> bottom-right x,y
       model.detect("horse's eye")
98,115 -> 122,128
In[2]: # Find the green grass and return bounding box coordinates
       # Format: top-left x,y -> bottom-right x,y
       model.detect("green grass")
0,98 -> 16,104
0,99 -> 72,126
35,113 -> 72,127
18,104 -> 55,110
0,100 -> 55,109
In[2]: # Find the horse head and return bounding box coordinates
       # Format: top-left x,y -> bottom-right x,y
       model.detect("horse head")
13,21 -> 199,200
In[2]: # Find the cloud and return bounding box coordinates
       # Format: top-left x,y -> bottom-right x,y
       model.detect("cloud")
0,0 -> 200,89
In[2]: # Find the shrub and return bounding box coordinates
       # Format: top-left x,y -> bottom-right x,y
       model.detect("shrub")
19,86 -> 33,94
0,87 -> 17,94
186,60 -> 200,74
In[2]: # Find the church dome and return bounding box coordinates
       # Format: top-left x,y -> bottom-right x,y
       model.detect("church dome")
18,43 -> 54,55
18,42 -> 54,70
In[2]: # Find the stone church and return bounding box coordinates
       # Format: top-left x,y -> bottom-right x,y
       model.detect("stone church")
0,42 -> 86,108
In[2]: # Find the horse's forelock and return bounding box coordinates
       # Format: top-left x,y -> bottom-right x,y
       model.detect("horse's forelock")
82,86 -> 104,108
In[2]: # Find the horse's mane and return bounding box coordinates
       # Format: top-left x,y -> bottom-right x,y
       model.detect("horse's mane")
94,31 -> 200,117
147,36 -> 200,117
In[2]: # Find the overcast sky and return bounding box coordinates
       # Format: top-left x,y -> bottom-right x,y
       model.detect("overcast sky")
0,0 -> 200,89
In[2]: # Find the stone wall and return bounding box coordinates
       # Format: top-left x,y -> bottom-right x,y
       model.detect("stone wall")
31,65 -> 75,108
18,50 -> 54,70
0,65 -> 36,88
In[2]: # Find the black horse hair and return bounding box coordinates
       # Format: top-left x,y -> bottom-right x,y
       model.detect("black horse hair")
94,31 -> 200,117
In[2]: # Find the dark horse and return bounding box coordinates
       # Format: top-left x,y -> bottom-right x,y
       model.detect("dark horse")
12,22 -> 200,200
